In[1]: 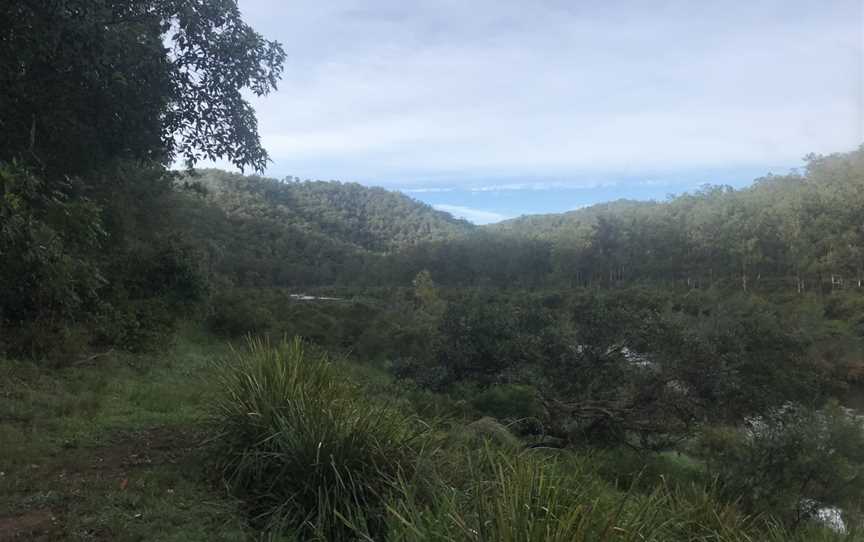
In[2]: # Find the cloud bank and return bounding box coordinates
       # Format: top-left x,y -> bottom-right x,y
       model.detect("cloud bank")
230,0 -> 861,189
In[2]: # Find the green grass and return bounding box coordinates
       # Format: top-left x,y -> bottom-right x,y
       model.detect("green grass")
0,328 -> 249,541
348,446 -> 854,542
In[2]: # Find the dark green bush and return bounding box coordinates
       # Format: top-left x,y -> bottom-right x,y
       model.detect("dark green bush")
469,384 -> 544,422
0,162 -> 105,360
92,298 -> 178,352
206,291 -> 275,338
696,401 -> 864,528
1,161 -> 210,359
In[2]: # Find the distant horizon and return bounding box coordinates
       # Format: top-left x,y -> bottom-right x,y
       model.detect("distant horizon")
202,159 -> 804,225
401,162 -> 800,224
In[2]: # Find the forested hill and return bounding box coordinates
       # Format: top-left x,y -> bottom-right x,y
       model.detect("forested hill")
193,169 -> 475,252
171,169 -> 475,286
488,199 -> 657,238
467,147 -> 864,291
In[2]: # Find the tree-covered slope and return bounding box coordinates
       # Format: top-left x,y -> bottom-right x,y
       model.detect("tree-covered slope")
193,169 -> 475,252
166,169 -> 477,286
470,148 -> 864,290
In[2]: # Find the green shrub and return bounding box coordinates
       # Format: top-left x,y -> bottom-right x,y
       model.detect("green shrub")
696,402 -> 864,528
589,447 -> 706,493
206,291 -> 275,338
470,384 -> 544,422
211,337 -> 427,539
0,162 -> 105,360
0,320 -> 92,364
93,298 -> 178,352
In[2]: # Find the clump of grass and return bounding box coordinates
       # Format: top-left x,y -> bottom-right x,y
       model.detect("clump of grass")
361,448 -> 628,542
211,336 -> 426,539
348,445 -> 842,542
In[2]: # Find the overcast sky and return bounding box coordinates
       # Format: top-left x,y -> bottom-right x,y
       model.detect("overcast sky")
220,0 -> 863,223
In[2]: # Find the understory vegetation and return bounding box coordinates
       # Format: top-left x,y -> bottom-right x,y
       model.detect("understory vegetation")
206,335 -> 859,542
3,1 -> 864,539
2,331 -> 859,541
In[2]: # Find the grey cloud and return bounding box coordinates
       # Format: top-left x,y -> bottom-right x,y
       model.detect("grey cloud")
228,0 -> 862,187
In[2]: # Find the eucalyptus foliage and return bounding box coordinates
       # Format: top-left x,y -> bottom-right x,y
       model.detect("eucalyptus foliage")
1,0 -> 285,174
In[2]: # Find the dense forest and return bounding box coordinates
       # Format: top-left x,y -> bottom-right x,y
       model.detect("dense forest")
390,150 -> 864,291
2,1 -> 864,541
175,169 -> 475,286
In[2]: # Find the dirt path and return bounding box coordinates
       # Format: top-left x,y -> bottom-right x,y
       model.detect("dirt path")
0,426 -> 202,541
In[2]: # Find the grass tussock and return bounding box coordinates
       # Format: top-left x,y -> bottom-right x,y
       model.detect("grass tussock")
357,450 -> 725,542
356,447 -> 852,542
212,336 -> 427,539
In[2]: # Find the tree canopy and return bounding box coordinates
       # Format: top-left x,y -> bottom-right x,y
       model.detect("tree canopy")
0,0 -> 285,175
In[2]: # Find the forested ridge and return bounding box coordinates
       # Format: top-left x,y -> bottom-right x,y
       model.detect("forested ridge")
409,149 -> 864,291
173,169 -> 475,285
174,147 -> 864,294
2,1 -> 864,540
491,151 -> 864,291
196,169 -> 474,251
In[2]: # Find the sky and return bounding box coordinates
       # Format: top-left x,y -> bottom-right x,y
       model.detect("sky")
213,0 -> 863,224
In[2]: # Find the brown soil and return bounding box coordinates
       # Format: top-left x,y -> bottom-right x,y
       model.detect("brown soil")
0,509 -> 57,541
0,426 -> 202,541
